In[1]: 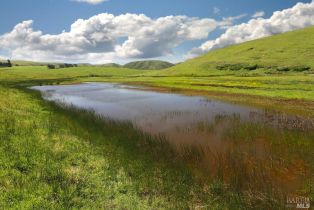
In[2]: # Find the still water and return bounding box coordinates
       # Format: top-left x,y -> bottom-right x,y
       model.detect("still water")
31,82 -> 314,195
31,82 -> 313,149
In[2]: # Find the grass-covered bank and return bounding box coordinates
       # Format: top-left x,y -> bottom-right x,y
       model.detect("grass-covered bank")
0,83 -> 313,209
4,86 -> 279,209
1,65 -> 314,118
0,86 -> 204,209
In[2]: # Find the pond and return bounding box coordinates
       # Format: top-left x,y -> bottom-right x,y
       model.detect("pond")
31,82 -> 313,149
31,82 -> 314,195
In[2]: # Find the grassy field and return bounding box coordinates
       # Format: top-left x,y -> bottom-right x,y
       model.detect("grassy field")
164,26 -> 314,75
1,65 -> 314,117
0,27 -> 314,209
1,66 -> 313,209
1,77 -> 313,209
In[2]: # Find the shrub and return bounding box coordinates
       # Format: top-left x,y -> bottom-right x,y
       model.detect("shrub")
216,64 -> 243,71
291,66 -> 311,72
229,64 -> 244,71
244,64 -> 258,70
58,63 -> 77,69
216,64 -> 229,70
276,67 -> 290,72
47,64 -> 56,69
216,63 -> 260,71
276,65 -> 311,72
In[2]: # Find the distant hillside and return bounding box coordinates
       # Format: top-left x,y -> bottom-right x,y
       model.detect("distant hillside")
164,26 -> 314,75
0,60 -> 47,66
99,63 -> 121,67
124,60 -> 174,70
1,60 -> 91,67
2,60 -> 65,67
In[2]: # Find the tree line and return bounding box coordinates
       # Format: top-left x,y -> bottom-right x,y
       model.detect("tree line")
0,60 -> 12,68
47,63 -> 78,69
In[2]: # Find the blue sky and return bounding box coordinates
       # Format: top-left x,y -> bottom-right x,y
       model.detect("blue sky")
0,0 -> 313,63
1,0 -> 308,35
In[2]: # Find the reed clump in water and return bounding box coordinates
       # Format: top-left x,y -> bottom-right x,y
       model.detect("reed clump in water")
177,115 -> 313,209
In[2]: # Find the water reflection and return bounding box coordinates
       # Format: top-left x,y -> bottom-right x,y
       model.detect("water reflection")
31,82 -> 314,196
32,82 -> 313,149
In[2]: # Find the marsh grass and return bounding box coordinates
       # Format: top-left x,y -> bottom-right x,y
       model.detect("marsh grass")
0,86 -> 202,209
0,67 -> 313,209
3,85 -> 312,209
182,115 -> 313,209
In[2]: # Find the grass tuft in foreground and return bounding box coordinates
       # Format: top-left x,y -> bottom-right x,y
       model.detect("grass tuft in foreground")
1,85 -> 313,209
0,87 -> 200,209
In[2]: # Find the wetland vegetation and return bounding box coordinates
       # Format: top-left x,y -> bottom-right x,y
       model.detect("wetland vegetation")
0,27 -> 314,209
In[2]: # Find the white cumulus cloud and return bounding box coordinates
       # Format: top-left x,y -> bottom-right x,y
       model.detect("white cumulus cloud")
72,0 -> 108,5
0,13 -> 218,63
188,1 -> 314,58
252,11 -> 265,18
218,13 -> 247,29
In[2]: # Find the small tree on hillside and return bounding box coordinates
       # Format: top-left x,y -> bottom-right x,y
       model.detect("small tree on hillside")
7,59 -> 12,67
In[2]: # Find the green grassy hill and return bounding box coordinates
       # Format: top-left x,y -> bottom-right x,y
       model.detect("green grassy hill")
0,60 -> 45,66
0,60 -> 92,67
98,63 -> 121,67
124,60 -> 174,70
13,60 -> 61,66
163,26 -> 314,75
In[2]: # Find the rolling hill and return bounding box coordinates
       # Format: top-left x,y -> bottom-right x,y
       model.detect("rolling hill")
123,60 -> 174,70
163,26 -> 314,75
98,63 -> 121,67
0,60 -> 47,66
0,60 -> 79,67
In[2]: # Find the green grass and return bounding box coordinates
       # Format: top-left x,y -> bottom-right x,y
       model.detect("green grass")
0,87 -> 204,209
164,26 -> 314,76
1,66 -> 314,104
123,60 -> 174,70
3,85 -> 302,209
1,85 -> 312,209
1,26 -> 314,209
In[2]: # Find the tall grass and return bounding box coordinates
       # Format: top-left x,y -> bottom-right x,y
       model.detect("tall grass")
178,115 -> 313,209
0,86 -> 201,209
1,85 -> 313,209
